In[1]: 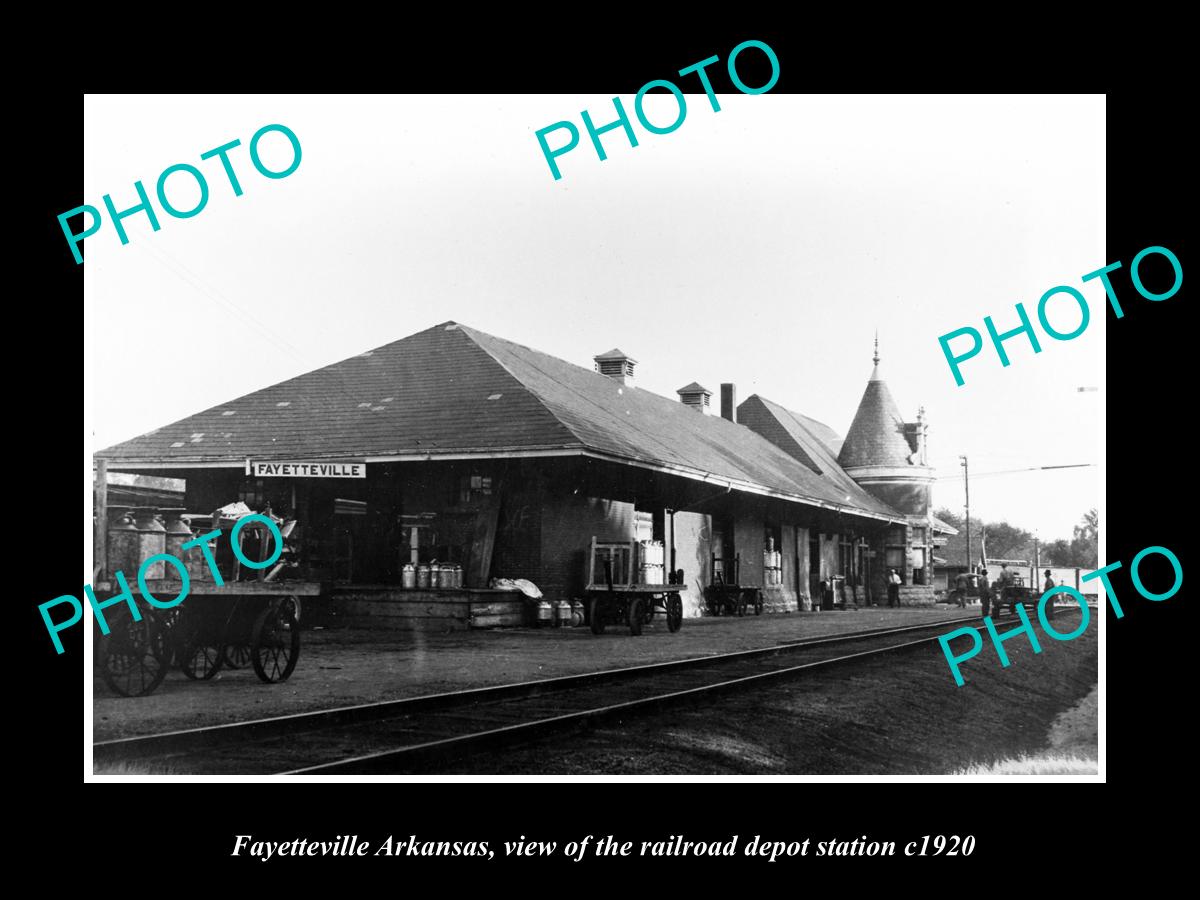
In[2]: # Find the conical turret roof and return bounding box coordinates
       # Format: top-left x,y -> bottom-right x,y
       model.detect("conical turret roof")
838,339 -> 917,469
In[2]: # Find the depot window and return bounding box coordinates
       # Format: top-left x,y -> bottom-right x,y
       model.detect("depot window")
455,473 -> 493,506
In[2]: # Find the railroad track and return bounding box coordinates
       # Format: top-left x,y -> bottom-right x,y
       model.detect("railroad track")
94,608 -> 1088,775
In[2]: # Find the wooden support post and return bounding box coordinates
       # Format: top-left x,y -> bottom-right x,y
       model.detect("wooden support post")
664,508 -> 675,580
94,459 -> 108,581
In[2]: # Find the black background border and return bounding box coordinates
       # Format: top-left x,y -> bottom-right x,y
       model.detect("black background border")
24,23 -> 1187,881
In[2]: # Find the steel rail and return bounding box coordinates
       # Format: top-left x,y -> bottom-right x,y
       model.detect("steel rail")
94,607 -> 1090,773
94,613 -> 989,763
286,630 -> 963,774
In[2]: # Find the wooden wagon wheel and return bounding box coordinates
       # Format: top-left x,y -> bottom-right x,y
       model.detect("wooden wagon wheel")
251,597 -> 301,683
588,597 -> 606,634
222,643 -> 252,669
152,607 -> 182,667
177,611 -> 224,681
99,607 -> 170,697
735,590 -> 747,617
180,640 -> 224,680
753,590 -> 764,616
666,594 -> 683,633
627,596 -> 644,636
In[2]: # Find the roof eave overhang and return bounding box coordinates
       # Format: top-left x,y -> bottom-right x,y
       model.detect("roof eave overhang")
578,450 -> 905,524
95,446 -> 906,525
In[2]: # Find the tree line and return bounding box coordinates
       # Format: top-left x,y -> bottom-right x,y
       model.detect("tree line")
933,507 -> 1098,569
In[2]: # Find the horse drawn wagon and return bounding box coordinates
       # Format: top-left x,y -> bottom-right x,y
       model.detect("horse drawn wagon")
95,508 -> 319,697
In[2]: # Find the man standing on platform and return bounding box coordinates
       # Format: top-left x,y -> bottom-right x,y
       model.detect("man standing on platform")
1043,569 -> 1057,620
954,571 -> 969,608
979,569 -> 992,617
887,568 -> 901,607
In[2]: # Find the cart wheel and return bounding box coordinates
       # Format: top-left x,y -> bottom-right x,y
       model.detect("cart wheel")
152,608 -> 181,667
180,640 -> 224,681
666,594 -> 683,633
736,591 -> 747,617
223,643 -> 252,669
251,600 -> 301,683
589,597 -> 606,635
627,597 -> 644,636
99,609 -> 169,697
753,592 -> 764,615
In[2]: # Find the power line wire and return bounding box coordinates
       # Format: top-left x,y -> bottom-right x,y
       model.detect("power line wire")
935,463 -> 1095,481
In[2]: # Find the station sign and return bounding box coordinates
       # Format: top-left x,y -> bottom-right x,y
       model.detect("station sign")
250,461 -> 365,478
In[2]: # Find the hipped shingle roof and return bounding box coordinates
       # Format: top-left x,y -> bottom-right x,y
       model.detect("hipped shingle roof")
98,322 -> 905,522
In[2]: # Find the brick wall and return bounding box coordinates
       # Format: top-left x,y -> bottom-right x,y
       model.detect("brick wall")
673,511 -> 712,617
538,494 -> 635,601
491,486 -> 543,586
858,480 -> 931,517
795,525 -> 812,610
820,533 -> 839,582
779,523 -> 799,611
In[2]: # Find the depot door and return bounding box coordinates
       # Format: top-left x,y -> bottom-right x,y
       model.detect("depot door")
808,534 -> 821,602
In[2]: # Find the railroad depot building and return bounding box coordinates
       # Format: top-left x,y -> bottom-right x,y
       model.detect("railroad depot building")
95,322 -> 946,626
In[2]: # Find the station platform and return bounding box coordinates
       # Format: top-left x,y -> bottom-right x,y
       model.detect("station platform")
92,605 -> 983,741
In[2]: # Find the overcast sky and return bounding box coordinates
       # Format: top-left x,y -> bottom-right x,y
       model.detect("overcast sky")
84,94 -> 1103,541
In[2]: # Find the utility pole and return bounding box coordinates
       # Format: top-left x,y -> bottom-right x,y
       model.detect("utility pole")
960,454 -> 970,575
1034,534 -> 1040,592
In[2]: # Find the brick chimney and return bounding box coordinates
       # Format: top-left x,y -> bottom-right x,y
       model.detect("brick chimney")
677,382 -> 712,414
720,383 -> 737,423
593,349 -> 636,387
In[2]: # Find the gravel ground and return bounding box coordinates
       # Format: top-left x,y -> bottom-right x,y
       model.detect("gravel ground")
435,610 -> 1098,775
1048,685 -> 1098,758
93,606 -> 982,741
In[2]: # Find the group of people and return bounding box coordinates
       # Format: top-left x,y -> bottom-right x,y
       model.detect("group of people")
880,564 -> 1059,611
947,564 -> 1059,612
